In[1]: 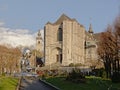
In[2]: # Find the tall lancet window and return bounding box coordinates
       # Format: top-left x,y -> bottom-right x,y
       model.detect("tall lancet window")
57,27 -> 63,41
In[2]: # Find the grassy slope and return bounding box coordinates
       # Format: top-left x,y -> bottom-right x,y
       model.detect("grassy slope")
46,76 -> 120,90
0,76 -> 18,90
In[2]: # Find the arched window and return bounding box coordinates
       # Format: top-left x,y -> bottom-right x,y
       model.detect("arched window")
57,28 -> 63,41
38,41 -> 40,44
56,48 -> 62,63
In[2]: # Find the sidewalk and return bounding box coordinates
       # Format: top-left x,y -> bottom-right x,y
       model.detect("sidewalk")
19,77 -> 57,90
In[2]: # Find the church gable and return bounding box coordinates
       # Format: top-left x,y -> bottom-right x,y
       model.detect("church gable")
54,14 -> 73,25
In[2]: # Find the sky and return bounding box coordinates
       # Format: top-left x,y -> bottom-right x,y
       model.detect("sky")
0,0 -> 120,47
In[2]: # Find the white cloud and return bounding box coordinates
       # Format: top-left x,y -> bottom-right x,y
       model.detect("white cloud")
0,21 -> 45,48
0,26 -> 37,48
40,29 -> 44,40
0,21 -> 5,26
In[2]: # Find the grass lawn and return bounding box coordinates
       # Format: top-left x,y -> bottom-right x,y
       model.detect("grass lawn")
45,76 -> 120,90
0,76 -> 19,90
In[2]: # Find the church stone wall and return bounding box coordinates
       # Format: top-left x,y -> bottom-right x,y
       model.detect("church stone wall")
44,15 -> 86,66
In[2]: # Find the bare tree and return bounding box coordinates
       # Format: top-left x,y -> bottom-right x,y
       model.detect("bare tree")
97,15 -> 120,81
0,45 -> 21,75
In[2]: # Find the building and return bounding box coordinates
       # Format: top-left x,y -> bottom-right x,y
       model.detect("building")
34,30 -> 44,67
36,30 -> 43,52
85,24 -> 99,67
44,14 -> 99,67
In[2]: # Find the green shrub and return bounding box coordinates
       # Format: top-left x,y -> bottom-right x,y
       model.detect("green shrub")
69,63 -> 74,67
92,68 -> 107,78
111,72 -> 120,83
58,70 -> 68,77
75,63 -> 82,67
66,69 -> 86,83
101,70 -> 107,78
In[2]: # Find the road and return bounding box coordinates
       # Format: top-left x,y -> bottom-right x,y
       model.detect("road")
19,77 -> 57,90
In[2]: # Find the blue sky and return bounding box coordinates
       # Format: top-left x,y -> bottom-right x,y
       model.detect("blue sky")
0,0 -> 120,33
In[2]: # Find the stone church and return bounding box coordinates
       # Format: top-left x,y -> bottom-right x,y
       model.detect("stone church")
29,30 -> 43,68
44,14 -> 99,67
36,30 -> 43,52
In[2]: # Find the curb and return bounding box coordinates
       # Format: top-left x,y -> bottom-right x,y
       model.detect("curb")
39,79 -> 60,90
16,77 -> 22,90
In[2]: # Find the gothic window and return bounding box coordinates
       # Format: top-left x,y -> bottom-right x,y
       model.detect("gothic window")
38,41 -> 40,44
57,28 -> 63,41
60,54 -> 62,63
84,41 -> 87,47
56,48 -> 62,63
56,54 -> 62,63
56,55 -> 59,62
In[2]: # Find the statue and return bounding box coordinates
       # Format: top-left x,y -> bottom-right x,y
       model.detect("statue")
20,48 -> 32,72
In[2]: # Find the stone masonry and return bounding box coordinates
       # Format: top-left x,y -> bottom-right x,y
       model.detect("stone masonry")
44,14 -> 99,67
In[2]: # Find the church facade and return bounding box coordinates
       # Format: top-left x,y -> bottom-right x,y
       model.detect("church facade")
44,14 -> 99,66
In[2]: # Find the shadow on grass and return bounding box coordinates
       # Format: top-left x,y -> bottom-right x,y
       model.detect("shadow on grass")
46,76 -> 120,90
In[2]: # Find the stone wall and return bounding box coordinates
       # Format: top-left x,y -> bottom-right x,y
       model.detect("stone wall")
44,15 -> 86,66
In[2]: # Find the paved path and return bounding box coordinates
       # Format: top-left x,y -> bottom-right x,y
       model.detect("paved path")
19,77 -> 57,90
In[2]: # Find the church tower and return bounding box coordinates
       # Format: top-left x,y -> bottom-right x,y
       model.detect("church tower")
88,24 -> 94,34
36,30 -> 43,52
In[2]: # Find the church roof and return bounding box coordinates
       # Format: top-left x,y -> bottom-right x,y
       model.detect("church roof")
38,30 -> 41,36
85,30 -> 102,42
88,24 -> 94,33
45,14 -> 84,28
54,14 -> 73,25
46,21 -> 52,25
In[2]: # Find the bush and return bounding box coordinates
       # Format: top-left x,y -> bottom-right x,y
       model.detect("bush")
69,63 -> 74,67
101,70 -> 107,78
58,70 -> 68,77
92,68 -> 107,78
111,72 -> 120,83
66,69 -> 86,83
75,63 -> 82,67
